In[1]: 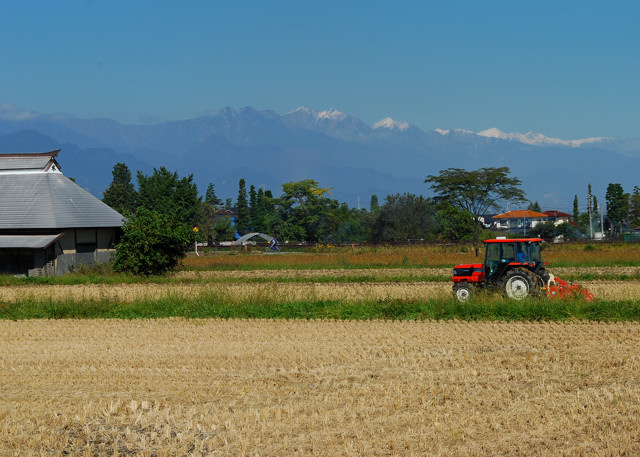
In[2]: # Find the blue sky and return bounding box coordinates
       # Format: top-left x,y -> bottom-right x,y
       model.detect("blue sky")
1,0 -> 639,139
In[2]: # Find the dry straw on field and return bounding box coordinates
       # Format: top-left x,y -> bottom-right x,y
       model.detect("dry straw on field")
1,277 -> 640,303
183,245 -> 477,269
173,267 -> 452,280
0,281 -> 452,303
1,319 -> 639,456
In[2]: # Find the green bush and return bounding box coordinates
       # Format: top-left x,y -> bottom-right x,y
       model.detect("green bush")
113,208 -> 194,276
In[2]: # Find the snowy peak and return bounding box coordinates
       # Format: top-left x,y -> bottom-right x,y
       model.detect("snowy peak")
283,106 -> 372,139
434,128 -> 474,136
316,108 -> 347,122
287,106 -> 347,122
373,117 -> 410,132
477,127 -> 509,140
477,127 -> 611,147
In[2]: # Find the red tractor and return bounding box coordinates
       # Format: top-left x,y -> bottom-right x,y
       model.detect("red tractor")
452,237 -> 594,302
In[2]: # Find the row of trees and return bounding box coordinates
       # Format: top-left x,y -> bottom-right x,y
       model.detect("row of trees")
603,184 -> 640,234
101,163 -> 640,274
103,163 -> 640,244
101,164 -> 511,249
566,183 -> 640,237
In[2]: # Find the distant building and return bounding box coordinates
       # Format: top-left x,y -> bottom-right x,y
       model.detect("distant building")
492,209 -> 548,231
543,210 -> 572,226
0,150 -> 125,276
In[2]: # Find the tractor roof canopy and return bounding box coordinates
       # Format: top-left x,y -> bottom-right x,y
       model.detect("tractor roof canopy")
484,238 -> 542,244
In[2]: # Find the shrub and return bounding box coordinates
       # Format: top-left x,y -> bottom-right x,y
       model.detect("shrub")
114,208 -> 194,276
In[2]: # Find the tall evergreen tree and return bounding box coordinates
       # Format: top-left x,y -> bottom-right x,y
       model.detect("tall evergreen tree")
102,162 -> 137,215
236,178 -> 250,235
629,186 -> 640,228
605,183 -> 628,234
249,184 -> 258,227
527,201 -> 541,212
573,195 -> 579,221
204,183 -> 221,206
251,188 -> 268,233
370,194 -> 380,212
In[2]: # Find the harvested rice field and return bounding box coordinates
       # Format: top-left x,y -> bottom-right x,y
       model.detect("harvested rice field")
1,319 -> 639,456
2,245 -> 640,455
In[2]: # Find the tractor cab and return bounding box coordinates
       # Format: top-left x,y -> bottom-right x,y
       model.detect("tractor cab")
484,238 -> 544,283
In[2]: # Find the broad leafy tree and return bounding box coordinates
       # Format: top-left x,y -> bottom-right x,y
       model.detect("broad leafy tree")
326,205 -> 372,243
136,167 -> 200,225
277,179 -> 338,242
102,162 -> 137,215
113,208 -> 193,276
372,193 -> 437,242
435,203 -> 476,241
534,220 -> 577,240
425,167 -> 526,245
213,216 -> 237,241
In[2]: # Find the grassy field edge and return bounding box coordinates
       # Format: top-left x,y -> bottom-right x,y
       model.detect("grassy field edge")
2,296 -> 639,321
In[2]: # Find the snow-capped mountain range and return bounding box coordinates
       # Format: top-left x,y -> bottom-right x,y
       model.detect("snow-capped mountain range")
474,127 -> 611,148
0,104 -> 638,210
286,106 -> 611,147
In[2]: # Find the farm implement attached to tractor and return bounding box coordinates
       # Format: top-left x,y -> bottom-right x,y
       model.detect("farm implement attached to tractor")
452,238 -> 595,302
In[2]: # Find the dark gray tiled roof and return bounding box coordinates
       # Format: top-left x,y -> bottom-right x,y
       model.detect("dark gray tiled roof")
0,157 -> 52,171
0,173 -> 124,229
0,233 -> 63,248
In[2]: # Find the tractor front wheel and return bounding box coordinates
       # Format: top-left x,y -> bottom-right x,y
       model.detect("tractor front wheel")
453,283 -> 474,303
500,268 -> 536,300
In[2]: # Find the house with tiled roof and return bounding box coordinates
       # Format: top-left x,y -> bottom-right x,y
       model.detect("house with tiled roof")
492,209 -> 548,231
543,210 -> 572,226
0,150 -> 125,276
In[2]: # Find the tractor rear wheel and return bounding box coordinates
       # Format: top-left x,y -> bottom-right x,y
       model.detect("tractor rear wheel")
500,268 -> 537,300
453,283 -> 473,302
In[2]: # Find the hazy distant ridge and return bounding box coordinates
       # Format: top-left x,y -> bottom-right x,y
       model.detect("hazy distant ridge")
0,106 -> 638,211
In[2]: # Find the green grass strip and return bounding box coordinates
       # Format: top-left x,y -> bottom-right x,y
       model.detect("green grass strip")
2,296 -> 639,321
